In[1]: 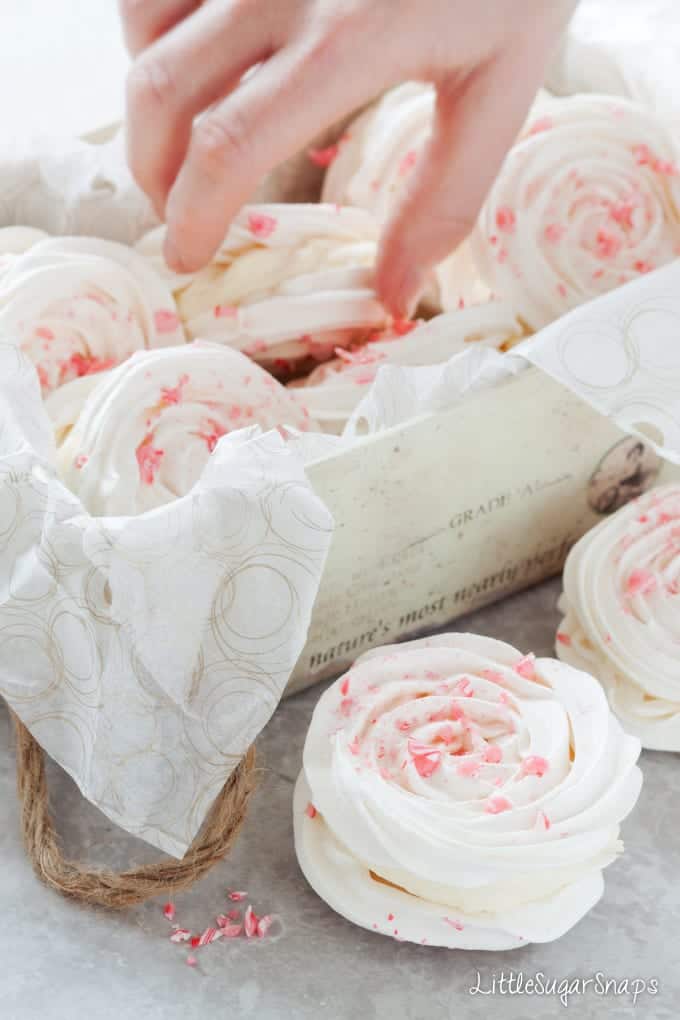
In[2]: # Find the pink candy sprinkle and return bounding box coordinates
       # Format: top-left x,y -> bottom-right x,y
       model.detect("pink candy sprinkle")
485,795 -> 512,815
454,677 -> 474,698
191,927 -> 223,948
340,676 -> 351,697
214,303 -> 238,319
626,568 -> 657,596
544,223 -> 565,244
456,758 -> 481,778
244,905 -> 259,938
186,955 -> 198,968
163,902 -> 176,922
35,326 -> 55,342
443,917 -> 464,931
480,668 -> 506,686
160,374 -> 189,406
308,144 -> 340,168
247,212 -> 277,239
537,810 -> 551,831
528,116 -> 553,135
256,915 -> 274,938
408,739 -> 442,779
154,309 -> 181,334
438,723 -> 456,744
495,206 -> 516,234
398,149 -> 418,176
632,143 -> 651,166
305,802 -> 317,819
74,454 -> 88,470
520,755 -> 550,778
515,653 -> 537,681
483,745 -> 503,764
135,433 -> 164,486
596,229 -> 622,260
556,632 -> 572,647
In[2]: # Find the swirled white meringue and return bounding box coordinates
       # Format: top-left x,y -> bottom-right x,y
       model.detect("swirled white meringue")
295,632 -> 641,949
45,372 -> 111,447
557,483 -> 680,751
58,341 -> 317,516
470,94 -> 680,330
289,301 -> 525,433
0,235 -> 185,394
135,204 -> 388,373
321,83 -> 489,312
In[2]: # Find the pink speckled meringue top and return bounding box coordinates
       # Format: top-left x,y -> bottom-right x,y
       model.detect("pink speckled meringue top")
58,341 -> 317,516
471,94 -> 680,330
290,301 -> 525,433
557,483 -> 680,751
0,235 -> 185,395
295,632 -> 641,950
135,204 -> 389,373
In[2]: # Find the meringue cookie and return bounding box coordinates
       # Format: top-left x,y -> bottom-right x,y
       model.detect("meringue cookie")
321,83 -> 489,312
58,341 -> 317,516
557,483 -> 680,751
0,236 -> 185,395
135,204 -> 388,373
290,301 -> 525,434
470,94 -> 680,330
295,632 -> 641,949
45,372 -> 111,447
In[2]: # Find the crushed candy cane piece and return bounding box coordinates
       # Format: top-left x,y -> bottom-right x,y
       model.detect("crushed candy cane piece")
169,928 -> 192,943
163,902 -> 176,921
228,890 -> 248,902
191,927 -> 223,948
244,905 -> 259,938
408,739 -> 442,778
485,795 -> 513,814
515,653 -> 537,680
256,915 -> 274,938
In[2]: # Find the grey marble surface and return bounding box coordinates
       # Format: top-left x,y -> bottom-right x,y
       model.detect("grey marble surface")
0,578 -> 677,1020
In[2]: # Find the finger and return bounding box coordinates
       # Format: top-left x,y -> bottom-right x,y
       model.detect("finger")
375,49 -> 551,318
118,0 -> 202,57
126,1 -> 287,215
164,35 -> 395,272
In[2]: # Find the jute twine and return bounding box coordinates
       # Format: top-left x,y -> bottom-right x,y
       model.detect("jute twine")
11,711 -> 257,909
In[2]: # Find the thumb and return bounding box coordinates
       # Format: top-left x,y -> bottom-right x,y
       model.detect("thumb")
375,50 -> 549,318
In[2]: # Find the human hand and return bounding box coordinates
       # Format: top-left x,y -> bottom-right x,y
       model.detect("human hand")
120,0 -> 576,316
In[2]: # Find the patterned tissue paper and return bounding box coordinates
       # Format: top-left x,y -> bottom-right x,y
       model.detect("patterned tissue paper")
0,345 -> 333,857
518,260 -> 680,465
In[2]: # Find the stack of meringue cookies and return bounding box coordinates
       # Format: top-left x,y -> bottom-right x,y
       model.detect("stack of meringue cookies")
4,82 -> 679,948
